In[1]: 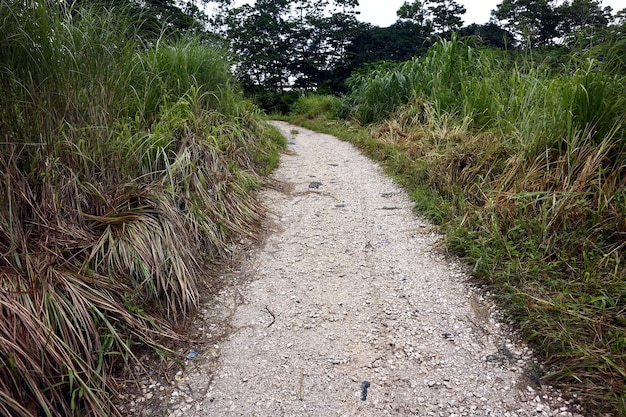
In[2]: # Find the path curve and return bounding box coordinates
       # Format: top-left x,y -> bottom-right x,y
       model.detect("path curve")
159,122 -> 581,417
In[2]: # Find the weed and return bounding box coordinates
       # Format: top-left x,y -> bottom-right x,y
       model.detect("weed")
0,2 -> 284,416
287,37 -> 626,414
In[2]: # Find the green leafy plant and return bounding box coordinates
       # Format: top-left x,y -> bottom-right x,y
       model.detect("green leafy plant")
0,2 -> 284,416
288,36 -> 626,414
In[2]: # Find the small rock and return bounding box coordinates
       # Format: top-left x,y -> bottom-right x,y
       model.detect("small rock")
360,381 -> 371,401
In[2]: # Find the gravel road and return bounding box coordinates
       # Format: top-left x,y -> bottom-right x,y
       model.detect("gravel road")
137,121 -> 583,417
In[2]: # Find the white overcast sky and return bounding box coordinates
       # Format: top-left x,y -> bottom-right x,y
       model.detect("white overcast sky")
229,1 -> 626,27
357,0 -> 626,28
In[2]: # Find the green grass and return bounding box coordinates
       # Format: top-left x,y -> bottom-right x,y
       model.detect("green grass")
289,94 -> 346,120
287,38 -> 626,415
0,2 -> 284,416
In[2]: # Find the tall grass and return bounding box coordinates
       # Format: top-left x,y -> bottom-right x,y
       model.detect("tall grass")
0,2 -> 284,416
347,38 -> 625,148
293,38 -> 626,414
290,94 -> 346,120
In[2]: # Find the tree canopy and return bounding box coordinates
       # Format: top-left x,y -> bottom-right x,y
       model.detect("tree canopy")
223,0 -> 361,95
397,0 -> 466,32
491,0 -> 617,47
79,0 -> 626,106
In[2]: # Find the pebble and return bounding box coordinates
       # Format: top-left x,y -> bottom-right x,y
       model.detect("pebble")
123,122 -> 586,417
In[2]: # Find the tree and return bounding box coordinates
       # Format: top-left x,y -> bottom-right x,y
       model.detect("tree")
225,1 -> 292,92
71,0 -> 227,39
458,23 -> 516,49
204,0 -> 234,29
347,21 -> 433,65
429,0 -> 465,32
616,8 -> 626,26
288,0 -> 327,89
492,0 -> 560,46
290,0 -> 361,90
397,0 -> 430,26
223,0 -> 362,98
396,0 -> 465,33
556,0 -> 612,46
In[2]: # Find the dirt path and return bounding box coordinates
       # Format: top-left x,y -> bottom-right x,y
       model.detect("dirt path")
143,121 -> 581,417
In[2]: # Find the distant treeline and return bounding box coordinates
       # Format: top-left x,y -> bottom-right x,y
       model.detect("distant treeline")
66,0 -> 626,110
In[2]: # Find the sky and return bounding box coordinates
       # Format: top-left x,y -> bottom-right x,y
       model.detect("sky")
357,0 -> 626,28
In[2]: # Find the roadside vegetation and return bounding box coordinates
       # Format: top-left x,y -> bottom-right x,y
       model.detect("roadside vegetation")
0,2 -> 284,416
285,38 -> 626,414
2,0 -> 624,415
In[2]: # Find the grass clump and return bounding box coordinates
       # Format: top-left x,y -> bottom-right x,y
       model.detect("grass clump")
289,37 -> 626,414
0,2 -> 283,416
290,94 -> 346,120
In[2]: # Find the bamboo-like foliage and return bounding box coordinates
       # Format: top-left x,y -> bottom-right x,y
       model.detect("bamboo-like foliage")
347,37 -> 625,153
0,2 -> 284,416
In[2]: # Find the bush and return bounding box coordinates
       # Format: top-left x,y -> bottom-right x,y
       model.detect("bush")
291,94 -> 346,120
0,2 -> 283,416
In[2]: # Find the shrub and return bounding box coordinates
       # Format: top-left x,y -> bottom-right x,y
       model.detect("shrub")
291,94 -> 345,120
0,2 -> 283,416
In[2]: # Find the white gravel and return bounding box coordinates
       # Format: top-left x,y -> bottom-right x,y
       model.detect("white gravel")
132,121 -> 583,417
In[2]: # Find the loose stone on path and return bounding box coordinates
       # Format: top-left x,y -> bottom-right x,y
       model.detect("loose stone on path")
139,121 -> 583,417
